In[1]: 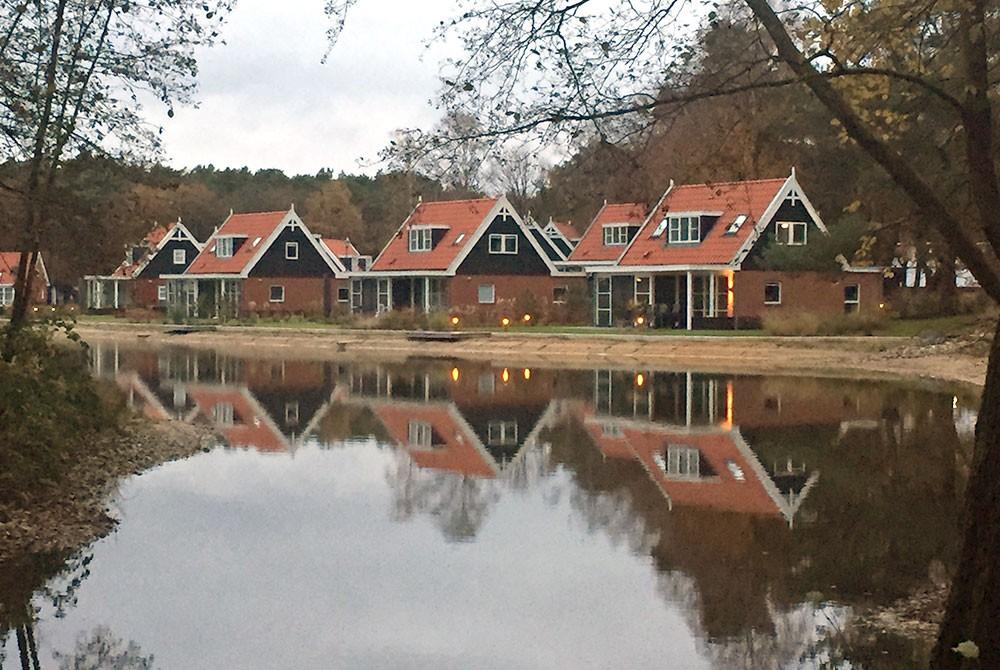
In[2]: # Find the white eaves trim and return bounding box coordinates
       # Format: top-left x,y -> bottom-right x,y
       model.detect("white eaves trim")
131,220 -> 204,279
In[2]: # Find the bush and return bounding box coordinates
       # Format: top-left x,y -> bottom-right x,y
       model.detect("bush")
0,321 -> 124,505
762,311 -> 888,336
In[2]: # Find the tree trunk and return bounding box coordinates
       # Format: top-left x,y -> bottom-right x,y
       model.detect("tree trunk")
933,316 -> 1000,668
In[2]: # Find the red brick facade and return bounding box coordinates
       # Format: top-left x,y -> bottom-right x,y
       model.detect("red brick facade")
242,277 -> 339,316
447,274 -> 588,322
733,270 -> 884,321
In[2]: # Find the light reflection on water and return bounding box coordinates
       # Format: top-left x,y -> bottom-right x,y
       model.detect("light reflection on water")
1,340 -> 977,669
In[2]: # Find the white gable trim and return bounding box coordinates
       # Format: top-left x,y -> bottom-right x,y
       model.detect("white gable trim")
529,218 -> 569,261
370,200 -> 423,270
616,180 -> 673,263
731,172 -> 829,268
131,220 -> 205,278
445,195 -> 561,276
243,207 -> 345,277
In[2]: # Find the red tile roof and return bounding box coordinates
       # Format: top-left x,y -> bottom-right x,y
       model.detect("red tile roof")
567,203 -> 648,262
370,198 -> 499,272
0,252 -> 23,284
372,402 -> 498,477
186,211 -> 287,275
550,221 -> 580,241
0,251 -> 47,287
619,178 -> 787,267
584,415 -> 781,516
187,385 -> 289,453
104,222 -> 175,279
322,238 -> 360,258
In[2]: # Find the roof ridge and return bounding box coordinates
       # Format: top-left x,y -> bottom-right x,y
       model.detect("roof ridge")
229,209 -> 288,216
418,196 -> 499,206
672,177 -> 786,189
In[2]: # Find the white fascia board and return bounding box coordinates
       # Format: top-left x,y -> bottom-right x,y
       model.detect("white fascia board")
351,269 -> 454,278
245,208 -> 346,276
617,181 -> 673,263
591,264 -> 732,274
730,174 -> 795,266
370,200 -> 423,269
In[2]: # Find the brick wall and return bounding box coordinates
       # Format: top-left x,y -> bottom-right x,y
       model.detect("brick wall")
132,279 -> 163,309
733,270 -> 884,320
242,277 -> 338,316
448,274 -> 588,322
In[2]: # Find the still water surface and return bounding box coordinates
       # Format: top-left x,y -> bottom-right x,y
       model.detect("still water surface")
2,340 -> 979,669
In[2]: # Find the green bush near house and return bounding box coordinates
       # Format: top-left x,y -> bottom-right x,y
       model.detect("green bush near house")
762,311 -> 888,336
0,321 -> 124,505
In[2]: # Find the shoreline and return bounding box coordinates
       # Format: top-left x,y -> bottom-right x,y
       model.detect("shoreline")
0,420 -> 213,564
76,321 -> 989,390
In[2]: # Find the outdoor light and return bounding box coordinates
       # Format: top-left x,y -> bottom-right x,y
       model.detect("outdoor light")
879,303 -> 886,309
523,368 -> 531,381
450,315 -> 460,326
501,368 -> 510,384
635,373 -> 645,387
451,367 -> 460,383
500,317 -> 511,327
522,313 -> 531,323
634,315 -> 645,327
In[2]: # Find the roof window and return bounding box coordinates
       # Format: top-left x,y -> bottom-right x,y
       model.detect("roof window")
725,214 -> 748,235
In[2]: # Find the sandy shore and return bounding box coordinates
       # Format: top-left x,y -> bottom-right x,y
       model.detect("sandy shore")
77,322 -> 989,390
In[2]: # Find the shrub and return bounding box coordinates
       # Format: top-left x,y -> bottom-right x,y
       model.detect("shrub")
762,311 -> 887,336
0,321 -> 124,505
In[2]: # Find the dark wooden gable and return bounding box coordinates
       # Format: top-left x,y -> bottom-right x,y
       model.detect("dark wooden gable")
248,224 -> 333,277
742,196 -> 825,266
456,214 -> 551,276
137,234 -> 201,278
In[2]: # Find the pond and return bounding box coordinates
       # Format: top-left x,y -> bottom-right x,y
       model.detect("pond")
2,339 -> 979,669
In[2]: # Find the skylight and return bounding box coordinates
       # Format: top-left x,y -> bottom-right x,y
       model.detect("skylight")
651,217 -> 669,238
453,233 -> 465,245
726,214 -> 748,234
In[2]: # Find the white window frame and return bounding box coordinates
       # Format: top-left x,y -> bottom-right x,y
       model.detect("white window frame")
488,233 -> 518,254
172,248 -> 186,265
285,241 -> 299,260
408,227 -> 433,252
478,283 -> 495,304
844,283 -> 860,312
407,420 -> 434,448
213,402 -> 235,426
553,285 -> 568,304
775,221 -> 808,246
659,444 -> 702,479
269,285 -> 285,303
487,420 -> 518,446
157,285 -> 168,302
0,286 -> 13,306
667,216 -> 700,244
337,286 -> 350,303
216,237 -> 235,258
602,224 -> 632,246
764,282 -> 782,305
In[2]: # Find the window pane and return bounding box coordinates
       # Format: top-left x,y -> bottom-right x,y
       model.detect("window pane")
764,283 -> 781,304
478,284 -> 495,303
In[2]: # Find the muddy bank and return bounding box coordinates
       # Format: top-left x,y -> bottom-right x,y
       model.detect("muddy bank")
0,420 -> 213,564
77,322 -> 989,389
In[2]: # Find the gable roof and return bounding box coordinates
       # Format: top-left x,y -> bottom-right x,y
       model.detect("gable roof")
182,207 -> 343,277
617,172 -> 827,269
549,220 -> 580,242
322,238 -> 361,258
0,251 -> 49,287
567,202 -> 648,263
186,211 -> 287,275
370,197 -> 500,272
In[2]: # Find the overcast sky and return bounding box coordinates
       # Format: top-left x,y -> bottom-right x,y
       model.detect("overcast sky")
155,0 -> 458,177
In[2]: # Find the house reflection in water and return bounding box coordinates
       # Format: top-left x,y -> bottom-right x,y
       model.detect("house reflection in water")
88,341 -> 969,663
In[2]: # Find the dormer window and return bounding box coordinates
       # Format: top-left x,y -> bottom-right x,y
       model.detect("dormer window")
667,216 -> 700,244
775,221 -> 807,245
216,237 -> 235,258
409,227 -> 432,252
172,249 -> 186,265
603,224 -> 632,246
285,241 -> 299,260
